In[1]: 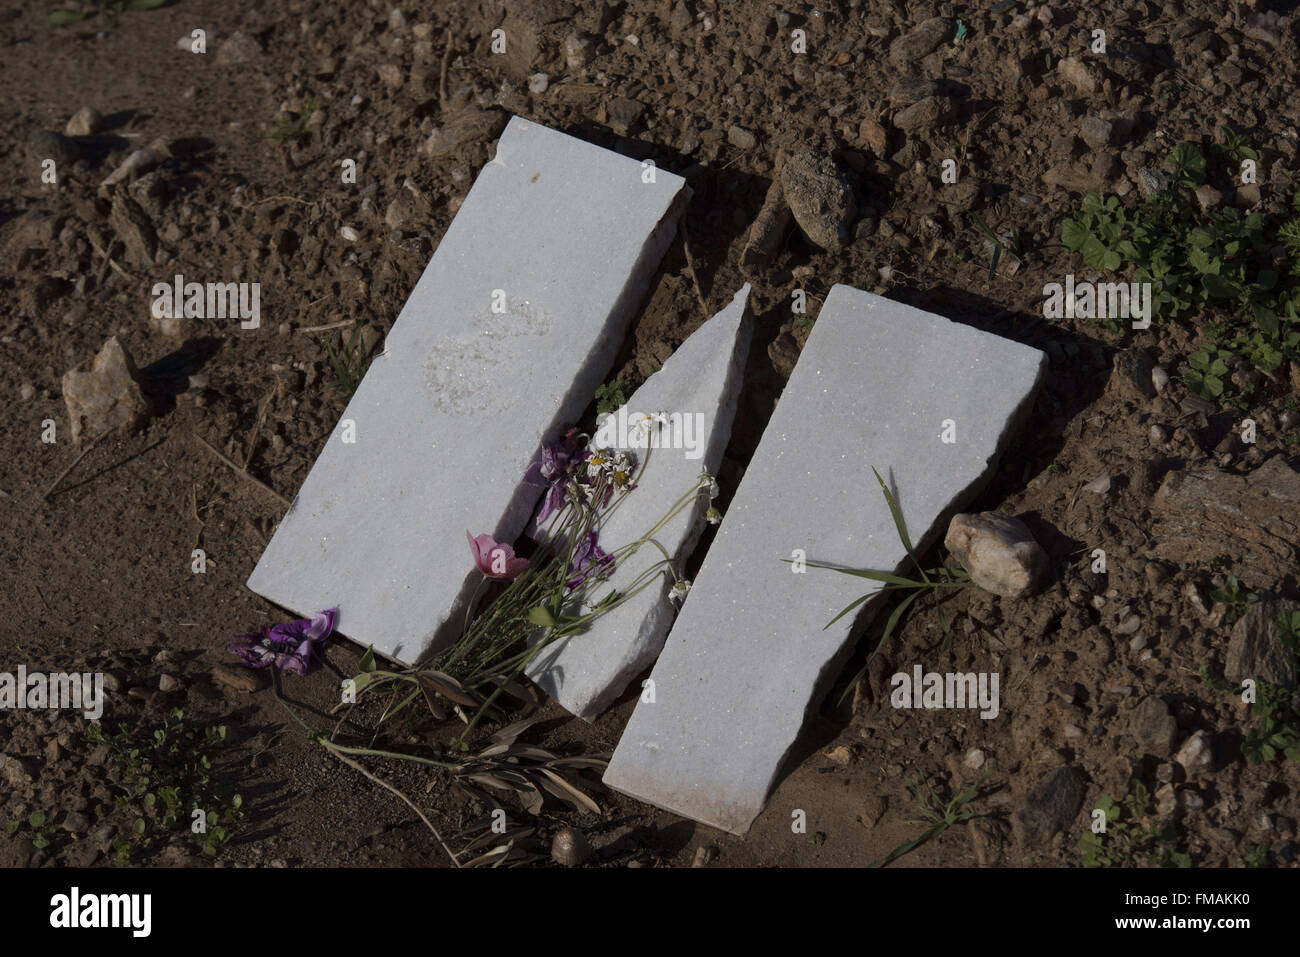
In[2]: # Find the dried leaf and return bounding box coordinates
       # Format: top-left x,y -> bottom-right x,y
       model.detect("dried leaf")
417,670 -> 479,707
538,768 -> 602,814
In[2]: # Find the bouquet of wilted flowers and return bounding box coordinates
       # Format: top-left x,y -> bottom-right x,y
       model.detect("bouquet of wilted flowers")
230,421 -> 718,864
340,421 -> 717,745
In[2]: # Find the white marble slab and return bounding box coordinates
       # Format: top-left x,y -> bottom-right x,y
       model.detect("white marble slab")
248,117 -> 689,663
603,284 -> 1046,834
526,285 -> 753,719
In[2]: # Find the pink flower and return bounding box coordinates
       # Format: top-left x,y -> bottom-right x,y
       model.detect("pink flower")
466,531 -> 530,581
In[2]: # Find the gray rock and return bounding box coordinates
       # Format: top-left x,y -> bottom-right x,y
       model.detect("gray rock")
550,827 -> 590,867
1058,57 -> 1100,94
109,193 -> 158,267
419,108 -> 508,158
1136,167 -> 1167,200
1175,729 -> 1212,773
889,18 -> 952,65
1080,115 -> 1113,150
893,95 -> 952,132
60,811 -> 91,834
26,129 -> 83,166
741,175 -> 792,271
0,754 -> 34,787
62,337 -> 153,444
1012,767 -> 1086,846
780,149 -> 856,251
215,31 -> 263,65
727,125 -> 757,150
1130,696 -> 1178,756
1226,598 -> 1298,691
889,76 -> 939,107
944,512 -> 1048,599
603,97 -> 645,136
65,107 -> 104,138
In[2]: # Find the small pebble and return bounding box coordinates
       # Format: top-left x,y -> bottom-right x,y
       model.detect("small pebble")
1084,475 -> 1112,494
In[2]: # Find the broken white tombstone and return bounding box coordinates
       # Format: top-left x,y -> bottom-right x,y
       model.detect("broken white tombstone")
603,284 -> 1046,834
525,285 -> 753,720
248,116 -> 689,663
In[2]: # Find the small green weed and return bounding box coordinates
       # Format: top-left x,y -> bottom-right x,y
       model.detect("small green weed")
594,379 -> 629,415
791,468 -> 972,702
1209,573 -> 1259,627
5,811 -> 56,850
45,0 -> 167,29
263,98 -> 318,142
88,708 -> 245,862
1078,780 -> 1190,868
872,772 -> 987,868
1061,135 -> 1300,404
325,320 -> 373,400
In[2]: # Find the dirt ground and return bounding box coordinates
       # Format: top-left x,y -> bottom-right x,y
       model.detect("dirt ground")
2,0 -> 1298,869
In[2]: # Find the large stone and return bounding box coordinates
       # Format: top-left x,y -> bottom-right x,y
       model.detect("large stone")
1225,597 -> 1298,691
1012,767 -> 1087,847
889,18 -> 952,65
944,511 -> 1048,599
525,286 -> 753,720
1152,457 -> 1300,591
109,193 -> 157,267
247,117 -> 689,663
1129,695 -> 1178,757
62,337 -> 152,443
603,285 -> 1045,834
780,150 -> 856,251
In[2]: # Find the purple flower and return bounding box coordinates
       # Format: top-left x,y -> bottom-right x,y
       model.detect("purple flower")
524,440 -> 573,524
567,531 -> 614,590
523,440 -> 570,486
229,608 -> 337,676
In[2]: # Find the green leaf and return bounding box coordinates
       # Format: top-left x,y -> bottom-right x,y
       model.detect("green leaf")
1061,219 -> 1090,252
358,646 -> 376,673
44,9 -> 90,26
1202,273 -> 1239,299
1169,142 -> 1206,185
527,605 -> 557,628
28,812 -> 45,828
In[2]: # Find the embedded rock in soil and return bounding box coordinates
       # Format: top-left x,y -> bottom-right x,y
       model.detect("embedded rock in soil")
109,193 -> 158,267
1152,457 -> 1300,591
1226,597 -> 1299,691
551,827 -> 591,867
215,31 -> 263,65
62,337 -> 153,444
780,149 -> 856,251
741,174 -> 792,272
1012,767 -> 1086,847
889,18 -> 952,65
944,511 -> 1049,599
1130,696 -> 1179,757
65,106 -> 103,137
419,108 -> 508,158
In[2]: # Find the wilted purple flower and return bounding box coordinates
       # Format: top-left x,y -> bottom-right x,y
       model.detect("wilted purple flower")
229,608 -> 338,676
567,531 -> 614,590
524,440 -> 574,523
523,440 -> 570,486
